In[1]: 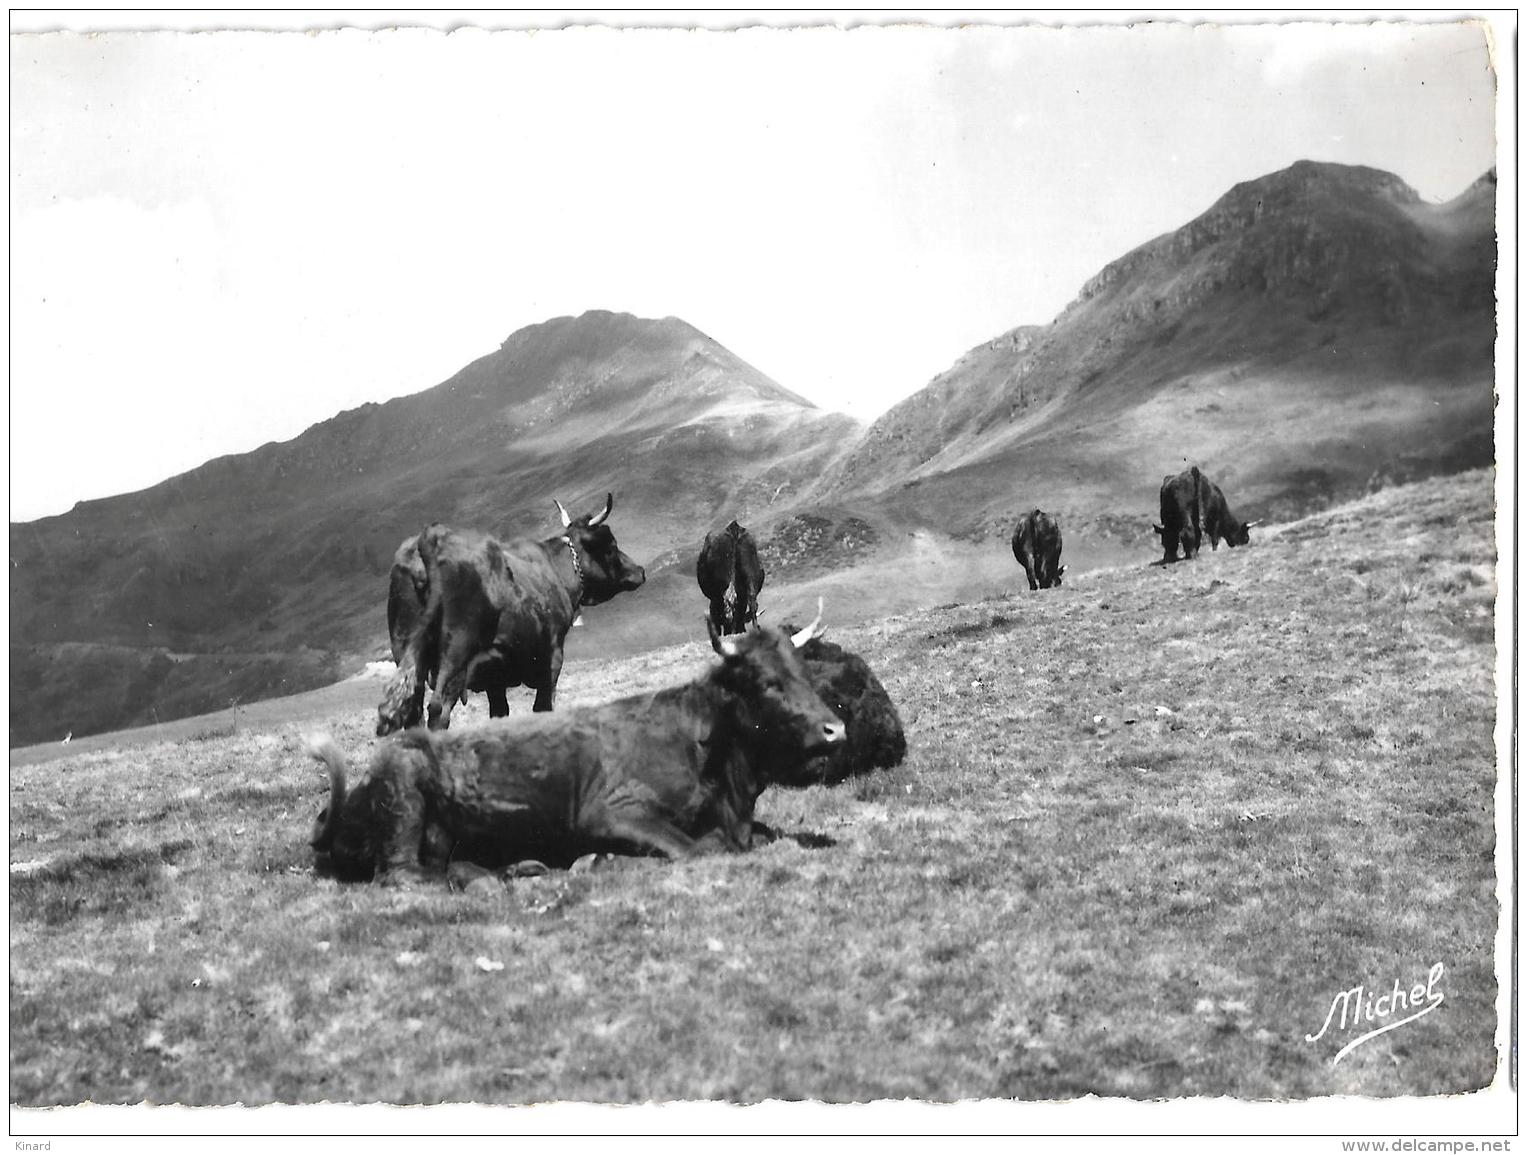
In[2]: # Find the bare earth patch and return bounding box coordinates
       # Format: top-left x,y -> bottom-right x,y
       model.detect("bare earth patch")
9,471 -> 1499,1104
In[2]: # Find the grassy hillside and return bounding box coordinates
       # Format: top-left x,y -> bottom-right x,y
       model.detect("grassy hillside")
10,469 -> 1499,1103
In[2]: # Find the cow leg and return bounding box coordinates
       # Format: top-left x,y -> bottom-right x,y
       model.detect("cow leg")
708,597 -> 729,636
427,649 -> 473,730
532,650 -> 563,712
597,813 -> 700,860
486,685 -> 511,718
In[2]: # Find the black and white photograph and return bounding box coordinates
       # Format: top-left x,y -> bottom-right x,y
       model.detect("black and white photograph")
8,9 -> 1515,1142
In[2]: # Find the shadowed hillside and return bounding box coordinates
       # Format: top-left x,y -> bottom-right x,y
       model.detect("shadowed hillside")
9,311 -> 858,744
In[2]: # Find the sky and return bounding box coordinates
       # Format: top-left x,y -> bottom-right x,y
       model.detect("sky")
9,13 -> 1503,521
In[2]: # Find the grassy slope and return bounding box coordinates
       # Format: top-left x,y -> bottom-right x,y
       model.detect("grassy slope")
9,470 -> 1499,1104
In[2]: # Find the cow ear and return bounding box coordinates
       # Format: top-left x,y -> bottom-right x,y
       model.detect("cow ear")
1152,523 -> 1165,537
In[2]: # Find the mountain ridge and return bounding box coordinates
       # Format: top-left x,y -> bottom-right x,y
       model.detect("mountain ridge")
814,160 -> 1496,531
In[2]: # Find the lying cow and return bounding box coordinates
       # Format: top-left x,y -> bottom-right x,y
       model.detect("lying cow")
313,605 -> 845,883
797,635 -> 906,784
1011,508 -> 1065,590
378,494 -> 646,735
697,519 -> 765,635
1152,466 -> 1257,562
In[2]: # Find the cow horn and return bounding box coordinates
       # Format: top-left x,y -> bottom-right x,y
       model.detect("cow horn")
707,614 -> 739,657
1244,520 -> 1260,529
305,733 -> 348,851
791,597 -> 825,648
554,499 -> 572,528
587,493 -> 614,527
1152,523 -> 1165,537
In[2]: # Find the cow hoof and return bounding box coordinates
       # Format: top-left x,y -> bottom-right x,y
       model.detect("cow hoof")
508,860 -> 550,879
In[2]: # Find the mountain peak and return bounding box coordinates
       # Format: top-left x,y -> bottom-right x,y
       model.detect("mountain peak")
500,309 -> 700,352
1254,158 -> 1422,203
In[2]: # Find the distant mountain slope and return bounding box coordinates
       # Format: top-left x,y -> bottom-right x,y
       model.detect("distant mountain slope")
10,311 -> 858,744
819,161 -> 1497,535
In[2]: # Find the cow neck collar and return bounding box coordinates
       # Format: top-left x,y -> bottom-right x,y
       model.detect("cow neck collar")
559,535 -> 585,607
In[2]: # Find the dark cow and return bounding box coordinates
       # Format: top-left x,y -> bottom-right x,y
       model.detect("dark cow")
696,519 -> 765,635
1153,466 -> 1258,562
311,607 -> 846,883
1011,508 -> 1066,590
1199,473 -> 1258,552
377,494 -> 645,736
796,635 -> 906,784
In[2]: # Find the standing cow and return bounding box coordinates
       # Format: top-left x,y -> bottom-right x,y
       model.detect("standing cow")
1153,466 -> 1257,563
377,494 -> 646,735
697,519 -> 765,635
1012,509 -> 1065,590
314,607 -> 845,882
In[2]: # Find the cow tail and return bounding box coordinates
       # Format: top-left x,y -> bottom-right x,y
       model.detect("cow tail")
1190,466 -> 1204,543
406,526 -> 449,682
305,733 -> 349,850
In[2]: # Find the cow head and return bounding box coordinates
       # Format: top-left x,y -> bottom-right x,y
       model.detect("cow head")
1226,519 -> 1258,547
708,599 -> 845,786
555,493 -> 647,605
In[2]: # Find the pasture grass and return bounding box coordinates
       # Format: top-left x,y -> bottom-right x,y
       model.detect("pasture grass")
9,471 -> 1500,1103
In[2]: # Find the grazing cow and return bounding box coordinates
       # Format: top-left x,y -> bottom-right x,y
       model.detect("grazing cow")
696,519 -> 765,635
796,635 -> 906,784
311,607 -> 846,882
1011,509 -> 1066,590
1200,473 -> 1258,552
1154,468 -> 1204,562
1153,466 -> 1258,562
377,494 -> 645,736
